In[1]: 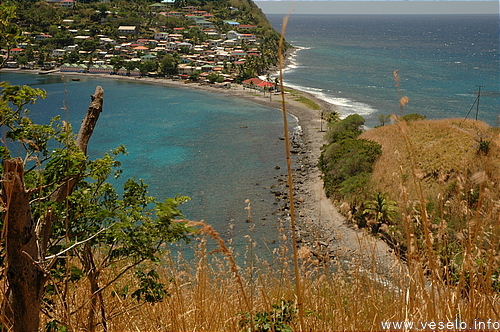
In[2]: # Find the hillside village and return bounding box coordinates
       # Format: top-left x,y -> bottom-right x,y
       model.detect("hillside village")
1,0 -> 284,84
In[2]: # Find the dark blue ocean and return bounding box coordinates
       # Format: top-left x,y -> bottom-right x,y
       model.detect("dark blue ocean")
267,14 -> 499,127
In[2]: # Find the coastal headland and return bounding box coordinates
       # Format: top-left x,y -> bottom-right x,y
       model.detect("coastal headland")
2,67 -> 400,275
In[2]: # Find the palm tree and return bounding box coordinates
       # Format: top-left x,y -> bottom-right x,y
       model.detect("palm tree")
363,192 -> 398,232
325,111 -> 341,124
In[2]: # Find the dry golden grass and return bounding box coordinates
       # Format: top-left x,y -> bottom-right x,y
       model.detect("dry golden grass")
360,118 -> 500,207
34,227 -> 500,331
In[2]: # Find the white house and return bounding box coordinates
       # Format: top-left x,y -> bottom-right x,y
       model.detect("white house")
64,45 -> 78,51
225,31 -> 240,40
59,0 -> 76,8
52,49 -> 66,57
154,32 -> 173,41
118,26 -> 137,35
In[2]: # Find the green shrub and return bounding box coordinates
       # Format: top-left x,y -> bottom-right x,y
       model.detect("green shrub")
325,114 -> 365,143
239,300 -> 296,332
401,113 -> 426,122
319,137 -> 381,200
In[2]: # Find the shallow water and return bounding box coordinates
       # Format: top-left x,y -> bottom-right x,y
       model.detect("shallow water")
1,72 -> 298,255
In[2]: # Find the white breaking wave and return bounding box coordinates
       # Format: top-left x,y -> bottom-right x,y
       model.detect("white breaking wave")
280,46 -> 310,75
266,45 -> 308,78
283,82 -> 379,118
265,44 -> 379,119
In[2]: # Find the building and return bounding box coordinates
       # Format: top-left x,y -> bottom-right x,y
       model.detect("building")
59,0 -> 76,8
118,26 -> 137,35
46,0 -> 75,8
52,49 -> 66,57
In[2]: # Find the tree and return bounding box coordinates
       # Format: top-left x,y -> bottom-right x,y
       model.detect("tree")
363,192 -> 398,232
63,50 -> 81,64
110,55 -> 125,73
207,72 -> 224,84
80,38 -> 100,52
138,60 -> 158,76
319,110 -> 340,132
19,2 -> 62,32
378,114 -> 391,127
402,113 -> 426,122
0,4 -> 22,69
318,114 -> 382,200
325,114 -> 365,144
159,54 -> 179,76
189,70 -> 201,82
0,83 -> 191,331
325,111 -> 341,124
124,60 -> 138,74
52,32 -> 75,48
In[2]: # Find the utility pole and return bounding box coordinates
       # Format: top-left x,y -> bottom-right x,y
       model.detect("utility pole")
463,85 -> 485,122
475,85 -> 484,120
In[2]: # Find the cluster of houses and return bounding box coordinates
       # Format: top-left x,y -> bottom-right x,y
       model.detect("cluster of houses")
3,2 -> 271,85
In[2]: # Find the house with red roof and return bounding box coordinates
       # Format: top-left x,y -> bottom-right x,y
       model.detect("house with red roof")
242,78 -> 261,86
238,24 -> 258,30
9,48 -> 23,55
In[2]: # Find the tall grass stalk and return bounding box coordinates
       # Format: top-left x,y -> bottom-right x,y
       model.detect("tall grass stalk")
393,115 -> 439,319
184,220 -> 253,329
278,12 -> 305,331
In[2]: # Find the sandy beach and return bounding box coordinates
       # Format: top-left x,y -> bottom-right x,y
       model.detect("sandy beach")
2,68 -> 401,275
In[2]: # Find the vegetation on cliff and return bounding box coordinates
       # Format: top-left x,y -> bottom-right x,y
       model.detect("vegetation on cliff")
361,117 -> 500,287
320,112 -> 500,290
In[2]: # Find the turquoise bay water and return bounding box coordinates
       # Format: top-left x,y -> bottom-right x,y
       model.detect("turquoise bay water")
0,72 -> 295,253
268,14 -> 499,127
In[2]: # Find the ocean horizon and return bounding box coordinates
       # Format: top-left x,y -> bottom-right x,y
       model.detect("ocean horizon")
268,14 -> 499,127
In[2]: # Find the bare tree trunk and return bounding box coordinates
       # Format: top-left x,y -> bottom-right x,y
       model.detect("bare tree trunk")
1,86 -> 104,331
2,158 -> 44,332
82,243 -> 108,332
50,86 -> 104,205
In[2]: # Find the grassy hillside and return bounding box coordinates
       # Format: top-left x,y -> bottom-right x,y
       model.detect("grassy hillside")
359,117 -> 500,290
360,118 -> 500,206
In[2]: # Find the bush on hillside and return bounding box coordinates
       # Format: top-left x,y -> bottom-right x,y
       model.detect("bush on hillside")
402,113 -> 426,122
318,115 -> 381,204
325,114 -> 365,143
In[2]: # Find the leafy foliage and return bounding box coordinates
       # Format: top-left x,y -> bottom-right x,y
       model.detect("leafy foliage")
401,113 -> 426,122
1,82 -> 192,330
131,270 -> 167,303
325,114 -> 365,143
318,114 -> 382,231
239,300 -> 297,332
363,192 -> 398,232
0,4 -> 22,68
319,114 -> 381,201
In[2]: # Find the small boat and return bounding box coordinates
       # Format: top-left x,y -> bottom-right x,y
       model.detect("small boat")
72,78 -> 80,81
38,69 -> 58,74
